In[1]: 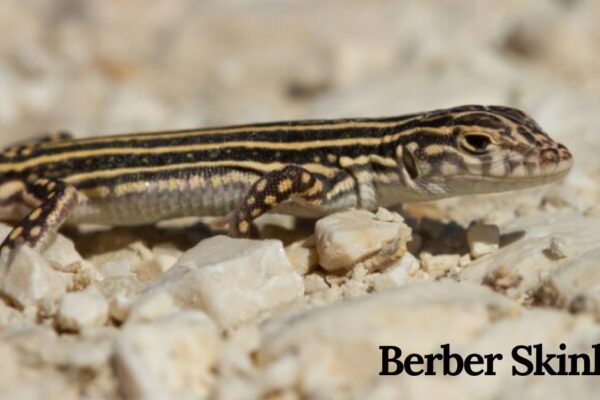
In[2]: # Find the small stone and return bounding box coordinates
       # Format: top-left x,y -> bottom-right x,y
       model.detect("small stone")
482,265 -> 523,293
110,294 -> 133,323
127,291 -> 178,324
38,297 -> 59,319
420,252 -> 461,278
0,246 -> 70,309
259,355 -> 298,395
90,242 -> 153,279
315,209 -> 412,271
309,285 -> 343,306
546,235 -> 569,260
303,273 -> 329,294
458,253 -> 472,268
371,252 -> 421,291
138,236 -> 303,328
133,253 -> 179,283
375,207 -> 404,222
96,275 -> 146,300
536,247 -> 600,310
285,236 -> 318,275
114,311 -> 220,399
56,287 -> 109,332
341,279 -> 367,299
466,222 -> 500,258
43,234 -> 84,270
70,260 -> 103,291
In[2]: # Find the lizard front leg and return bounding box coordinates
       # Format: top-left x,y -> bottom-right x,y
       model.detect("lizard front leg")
0,179 -> 78,264
229,165 -> 325,237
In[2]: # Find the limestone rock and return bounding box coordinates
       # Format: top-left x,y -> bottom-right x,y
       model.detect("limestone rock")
535,247 -> 600,313
56,288 -> 109,332
109,294 -> 133,323
127,291 -> 179,324
89,242 -> 153,279
0,247 -> 70,309
257,281 -> 520,398
315,209 -> 412,272
370,252 -> 422,291
137,236 -> 304,328
114,311 -> 220,399
459,213 -> 600,297
285,236 -> 318,275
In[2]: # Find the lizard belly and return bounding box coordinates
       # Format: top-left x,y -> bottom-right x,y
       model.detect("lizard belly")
70,178 -> 253,226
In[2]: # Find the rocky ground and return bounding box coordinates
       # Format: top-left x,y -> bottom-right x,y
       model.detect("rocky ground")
1,0 -> 600,399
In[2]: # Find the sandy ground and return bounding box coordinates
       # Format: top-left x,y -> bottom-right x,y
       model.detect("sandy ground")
1,1 -> 600,399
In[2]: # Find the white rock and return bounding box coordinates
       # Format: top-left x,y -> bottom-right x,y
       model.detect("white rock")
56,287 -> 109,332
285,236 -> 318,275
127,291 -> 178,324
114,311 -> 220,399
43,234 -> 84,270
546,235 -> 569,260
0,300 -> 31,329
315,209 -> 412,272
536,247 -> 600,311
303,273 -> 329,294
214,324 -> 261,400
459,213 -> 600,296
398,309 -> 599,399
371,252 -> 421,291
109,294 -> 133,323
137,236 -> 304,328
258,281 -> 519,398
0,342 -> 20,390
90,242 -> 153,279
0,246 -> 70,309
134,253 -> 178,283
466,222 -> 500,258
420,252 -> 461,278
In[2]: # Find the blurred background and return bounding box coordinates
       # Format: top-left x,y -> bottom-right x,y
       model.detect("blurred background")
0,0 -> 598,213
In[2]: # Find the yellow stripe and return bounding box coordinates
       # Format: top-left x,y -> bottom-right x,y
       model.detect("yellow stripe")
36,116 -> 425,149
0,128 -> 424,173
6,127 -> 430,174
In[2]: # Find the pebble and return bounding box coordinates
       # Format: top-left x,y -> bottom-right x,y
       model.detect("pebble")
315,209 -> 412,272
370,252 -> 421,291
0,246 -> 70,310
546,235 -> 569,260
56,287 -> 109,332
466,222 -> 500,258
285,236 -> 319,275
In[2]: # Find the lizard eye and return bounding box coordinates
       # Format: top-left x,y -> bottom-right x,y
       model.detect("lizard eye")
460,134 -> 492,154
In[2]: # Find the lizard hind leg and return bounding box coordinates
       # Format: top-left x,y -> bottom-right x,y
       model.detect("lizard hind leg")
229,165 -> 324,238
0,179 -> 78,265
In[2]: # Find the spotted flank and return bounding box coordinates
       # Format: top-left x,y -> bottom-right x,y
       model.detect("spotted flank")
0,105 -> 573,263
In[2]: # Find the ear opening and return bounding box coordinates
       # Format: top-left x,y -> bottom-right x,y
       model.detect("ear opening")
402,149 -> 419,180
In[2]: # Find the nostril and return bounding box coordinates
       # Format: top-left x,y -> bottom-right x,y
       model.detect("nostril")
541,149 -> 559,163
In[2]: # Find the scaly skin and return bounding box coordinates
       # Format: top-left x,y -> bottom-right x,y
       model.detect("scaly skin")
0,105 -> 572,263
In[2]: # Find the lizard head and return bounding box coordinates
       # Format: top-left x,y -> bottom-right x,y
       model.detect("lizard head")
396,105 -> 573,198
